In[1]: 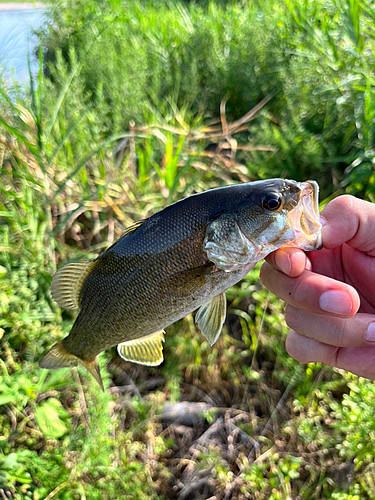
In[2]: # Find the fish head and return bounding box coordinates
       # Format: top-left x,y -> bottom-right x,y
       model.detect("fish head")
235,179 -> 322,255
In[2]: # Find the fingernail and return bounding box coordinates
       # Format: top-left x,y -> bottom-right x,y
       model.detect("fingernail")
319,216 -> 327,227
366,323 -> 375,343
319,290 -> 352,316
275,250 -> 291,275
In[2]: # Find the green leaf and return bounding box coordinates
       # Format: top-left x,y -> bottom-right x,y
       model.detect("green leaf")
0,391 -> 16,406
0,453 -> 19,471
34,398 -> 71,439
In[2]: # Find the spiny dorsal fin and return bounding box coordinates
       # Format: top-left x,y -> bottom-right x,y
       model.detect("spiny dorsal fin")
195,292 -> 227,346
51,260 -> 95,310
120,219 -> 145,237
117,330 -> 165,366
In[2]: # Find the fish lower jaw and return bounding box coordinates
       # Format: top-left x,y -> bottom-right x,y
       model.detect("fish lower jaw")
283,230 -> 322,252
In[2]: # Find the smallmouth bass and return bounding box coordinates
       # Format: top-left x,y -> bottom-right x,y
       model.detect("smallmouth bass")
40,179 -> 322,389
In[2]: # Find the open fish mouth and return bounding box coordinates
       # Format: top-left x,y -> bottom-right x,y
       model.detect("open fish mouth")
286,180 -> 322,251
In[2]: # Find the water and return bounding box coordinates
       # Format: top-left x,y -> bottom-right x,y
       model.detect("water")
0,7 -> 48,82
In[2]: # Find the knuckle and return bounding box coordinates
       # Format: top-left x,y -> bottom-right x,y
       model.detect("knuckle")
285,331 -> 313,363
284,305 -> 298,329
338,194 -> 356,206
330,195 -> 355,210
335,323 -> 349,346
333,319 -> 360,347
322,195 -> 356,222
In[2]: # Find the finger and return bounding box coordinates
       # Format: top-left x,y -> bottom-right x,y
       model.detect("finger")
265,247 -> 310,277
305,255 -> 312,271
285,306 -> 375,347
259,264 -> 360,317
321,195 -> 375,255
286,330 -> 338,364
286,330 -> 375,380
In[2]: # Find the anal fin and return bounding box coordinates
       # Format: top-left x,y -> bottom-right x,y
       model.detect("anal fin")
117,330 -> 165,366
195,292 -> 226,346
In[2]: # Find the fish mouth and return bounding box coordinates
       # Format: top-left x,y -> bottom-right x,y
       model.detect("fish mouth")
286,180 -> 322,251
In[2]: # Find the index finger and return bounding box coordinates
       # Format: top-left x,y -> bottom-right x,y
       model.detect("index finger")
260,263 -> 360,318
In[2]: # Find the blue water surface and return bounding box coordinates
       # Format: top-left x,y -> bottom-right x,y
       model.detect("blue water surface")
0,8 -> 48,82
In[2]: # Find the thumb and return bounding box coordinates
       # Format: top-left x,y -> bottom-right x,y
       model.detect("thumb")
321,195 -> 375,256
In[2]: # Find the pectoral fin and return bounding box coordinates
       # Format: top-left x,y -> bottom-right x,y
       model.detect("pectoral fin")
117,330 -> 165,366
51,260 -> 96,310
204,217 -> 258,272
195,292 -> 226,346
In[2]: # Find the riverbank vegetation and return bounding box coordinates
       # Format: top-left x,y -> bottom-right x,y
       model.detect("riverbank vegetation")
1,0 -> 375,498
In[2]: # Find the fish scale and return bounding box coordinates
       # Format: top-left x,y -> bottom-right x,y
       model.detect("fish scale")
67,225 -> 216,357
40,179 -> 322,389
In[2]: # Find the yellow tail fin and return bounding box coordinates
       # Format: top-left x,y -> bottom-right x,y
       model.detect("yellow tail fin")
39,340 -> 104,391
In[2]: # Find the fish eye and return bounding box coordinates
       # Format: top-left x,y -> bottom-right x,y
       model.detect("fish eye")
262,193 -> 282,211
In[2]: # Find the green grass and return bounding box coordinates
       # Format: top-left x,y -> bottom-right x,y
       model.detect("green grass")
1,0 -> 375,498
37,0 -> 375,200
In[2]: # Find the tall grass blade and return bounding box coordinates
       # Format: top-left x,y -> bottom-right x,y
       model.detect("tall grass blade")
46,105 -> 94,169
44,60 -> 82,142
0,116 -> 39,156
0,86 -> 19,114
348,0 -> 361,46
27,44 -> 44,155
49,133 -> 134,202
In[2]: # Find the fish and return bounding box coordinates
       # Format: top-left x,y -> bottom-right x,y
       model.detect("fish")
40,179 -> 322,389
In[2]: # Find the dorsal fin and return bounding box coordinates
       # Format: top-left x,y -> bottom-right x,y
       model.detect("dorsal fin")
117,330 -> 165,366
51,260 -> 96,310
120,219 -> 145,237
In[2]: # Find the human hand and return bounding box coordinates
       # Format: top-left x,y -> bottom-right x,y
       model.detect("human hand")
260,195 -> 375,379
